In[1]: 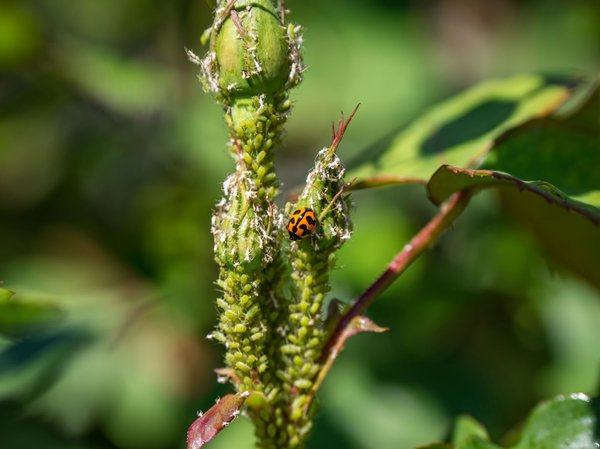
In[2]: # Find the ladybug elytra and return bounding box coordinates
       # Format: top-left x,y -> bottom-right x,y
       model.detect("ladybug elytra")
287,207 -> 317,241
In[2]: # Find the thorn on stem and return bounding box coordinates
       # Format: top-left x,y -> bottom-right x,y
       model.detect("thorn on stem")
230,10 -> 247,40
331,103 -> 361,151
219,0 -> 237,24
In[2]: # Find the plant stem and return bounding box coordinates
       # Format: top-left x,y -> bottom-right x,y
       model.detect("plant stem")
321,189 -> 473,361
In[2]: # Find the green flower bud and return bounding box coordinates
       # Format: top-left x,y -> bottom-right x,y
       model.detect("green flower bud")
212,0 -> 290,99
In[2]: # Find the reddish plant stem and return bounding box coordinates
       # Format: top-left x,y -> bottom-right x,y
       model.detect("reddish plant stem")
320,189 -> 473,361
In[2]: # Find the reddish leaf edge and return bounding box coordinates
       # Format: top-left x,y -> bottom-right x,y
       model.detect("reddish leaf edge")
187,391 -> 249,449
427,165 -> 600,226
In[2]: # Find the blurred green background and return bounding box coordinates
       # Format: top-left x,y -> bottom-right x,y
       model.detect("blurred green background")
0,0 -> 599,448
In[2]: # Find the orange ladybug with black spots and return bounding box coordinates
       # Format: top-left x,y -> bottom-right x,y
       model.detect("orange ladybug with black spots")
287,207 -> 317,241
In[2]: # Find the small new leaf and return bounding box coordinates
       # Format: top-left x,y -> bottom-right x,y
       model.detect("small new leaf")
323,315 -> 389,368
452,415 -> 490,447
187,392 -> 249,449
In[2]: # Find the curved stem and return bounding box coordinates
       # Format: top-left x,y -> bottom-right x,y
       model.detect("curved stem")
320,189 -> 473,362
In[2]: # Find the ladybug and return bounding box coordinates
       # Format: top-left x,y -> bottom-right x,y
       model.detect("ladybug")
287,207 -> 317,241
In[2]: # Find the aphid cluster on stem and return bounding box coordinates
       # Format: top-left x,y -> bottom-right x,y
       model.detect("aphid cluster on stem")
189,2 -> 357,448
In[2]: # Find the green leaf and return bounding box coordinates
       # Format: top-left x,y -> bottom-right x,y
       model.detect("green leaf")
418,394 -> 599,449
428,165 -> 600,288
427,166 -> 599,221
0,289 -> 64,337
349,74 -> 577,188
512,393 -> 600,449
452,415 -> 490,447
441,415 -> 502,449
426,81 -> 600,287
482,81 -> 600,208
458,438 -> 503,449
